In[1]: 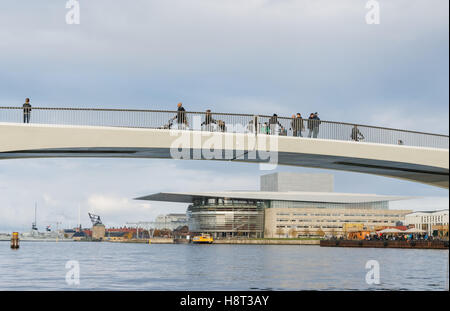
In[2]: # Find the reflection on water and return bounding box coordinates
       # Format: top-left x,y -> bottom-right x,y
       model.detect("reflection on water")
0,241 -> 448,291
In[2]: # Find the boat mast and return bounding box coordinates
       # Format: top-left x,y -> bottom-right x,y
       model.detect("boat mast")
32,202 -> 38,231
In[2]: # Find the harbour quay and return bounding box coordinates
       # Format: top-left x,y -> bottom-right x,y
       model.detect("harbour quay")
320,239 -> 449,249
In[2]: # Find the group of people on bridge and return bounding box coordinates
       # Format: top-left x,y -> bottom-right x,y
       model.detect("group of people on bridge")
20,98 -> 367,142
171,102 -> 326,139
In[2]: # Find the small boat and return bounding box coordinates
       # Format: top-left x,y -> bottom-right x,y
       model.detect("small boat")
192,234 -> 213,244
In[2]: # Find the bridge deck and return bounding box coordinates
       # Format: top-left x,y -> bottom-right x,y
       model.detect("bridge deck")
1,106 -> 448,150
0,121 -> 448,189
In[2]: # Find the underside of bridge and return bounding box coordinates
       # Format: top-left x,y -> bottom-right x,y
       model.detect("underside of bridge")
0,123 -> 448,189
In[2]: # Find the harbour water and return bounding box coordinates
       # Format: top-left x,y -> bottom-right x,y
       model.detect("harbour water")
0,241 -> 448,291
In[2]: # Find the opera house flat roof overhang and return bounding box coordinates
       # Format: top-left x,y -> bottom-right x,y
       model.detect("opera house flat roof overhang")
135,191 -> 413,204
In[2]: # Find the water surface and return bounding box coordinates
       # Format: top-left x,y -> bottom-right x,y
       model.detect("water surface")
0,241 -> 448,290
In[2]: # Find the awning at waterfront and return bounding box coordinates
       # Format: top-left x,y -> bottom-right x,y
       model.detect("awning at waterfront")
377,228 -> 403,234
404,228 -> 426,233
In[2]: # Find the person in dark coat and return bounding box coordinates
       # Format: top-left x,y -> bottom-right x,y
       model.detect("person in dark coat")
269,113 -> 282,135
291,113 -> 304,137
23,98 -> 32,123
290,115 -> 298,136
307,112 -> 321,138
175,102 -> 187,128
202,109 -> 217,131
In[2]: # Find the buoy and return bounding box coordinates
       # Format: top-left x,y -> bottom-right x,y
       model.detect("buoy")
10,232 -> 20,249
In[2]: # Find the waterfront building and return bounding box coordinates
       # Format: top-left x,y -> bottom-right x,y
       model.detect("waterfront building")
92,223 -> 106,241
72,231 -> 87,241
404,210 -> 449,236
106,231 -> 132,241
63,229 -> 76,239
137,173 -> 412,238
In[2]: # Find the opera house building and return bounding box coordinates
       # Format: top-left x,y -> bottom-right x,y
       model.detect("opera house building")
137,173 -> 412,238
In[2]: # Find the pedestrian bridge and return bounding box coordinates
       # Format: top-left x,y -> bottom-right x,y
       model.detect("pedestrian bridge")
0,107 -> 448,189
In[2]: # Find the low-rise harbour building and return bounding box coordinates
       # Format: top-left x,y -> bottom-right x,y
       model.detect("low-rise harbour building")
405,209 -> 449,237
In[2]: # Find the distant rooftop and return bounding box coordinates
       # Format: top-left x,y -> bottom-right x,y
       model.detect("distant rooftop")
261,172 -> 334,192
407,209 -> 449,215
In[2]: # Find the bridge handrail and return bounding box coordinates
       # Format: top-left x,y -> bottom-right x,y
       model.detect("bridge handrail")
0,106 -> 448,149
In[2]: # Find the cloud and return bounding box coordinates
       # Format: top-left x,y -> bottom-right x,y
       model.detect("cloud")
0,158 -> 259,231
86,194 -> 154,226
366,102 -> 449,134
1,156 -> 448,232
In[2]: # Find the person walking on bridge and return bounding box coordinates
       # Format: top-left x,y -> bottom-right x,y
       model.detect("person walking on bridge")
23,98 -> 32,123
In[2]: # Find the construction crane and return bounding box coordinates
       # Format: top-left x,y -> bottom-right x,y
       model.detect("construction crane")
88,213 -> 103,226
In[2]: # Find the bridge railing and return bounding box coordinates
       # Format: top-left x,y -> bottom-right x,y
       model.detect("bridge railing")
0,107 -> 448,149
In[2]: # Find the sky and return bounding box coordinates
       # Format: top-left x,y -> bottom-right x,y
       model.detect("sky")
0,0 -> 448,232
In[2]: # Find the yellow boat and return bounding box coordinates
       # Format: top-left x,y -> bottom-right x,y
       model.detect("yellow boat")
192,234 -> 214,244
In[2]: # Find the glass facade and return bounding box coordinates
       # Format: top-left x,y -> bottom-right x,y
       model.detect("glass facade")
187,198 -> 265,238
186,197 -> 401,239
269,200 -> 388,210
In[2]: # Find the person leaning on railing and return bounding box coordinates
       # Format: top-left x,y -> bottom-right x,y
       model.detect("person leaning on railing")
351,125 -> 365,142
201,109 -> 226,132
201,109 -> 216,131
23,98 -> 32,123
217,120 -> 226,132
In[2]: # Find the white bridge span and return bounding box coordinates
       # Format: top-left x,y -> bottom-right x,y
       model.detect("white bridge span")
0,122 -> 448,189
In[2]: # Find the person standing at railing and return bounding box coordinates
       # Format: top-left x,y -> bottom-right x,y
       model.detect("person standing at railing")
290,115 -> 298,136
23,98 -> 32,123
291,113 -> 304,137
298,113 -> 305,136
269,114 -> 283,135
175,102 -> 187,129
261,122 -> 270,134
351,125 -> 365,142
307,112 -> 321,138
